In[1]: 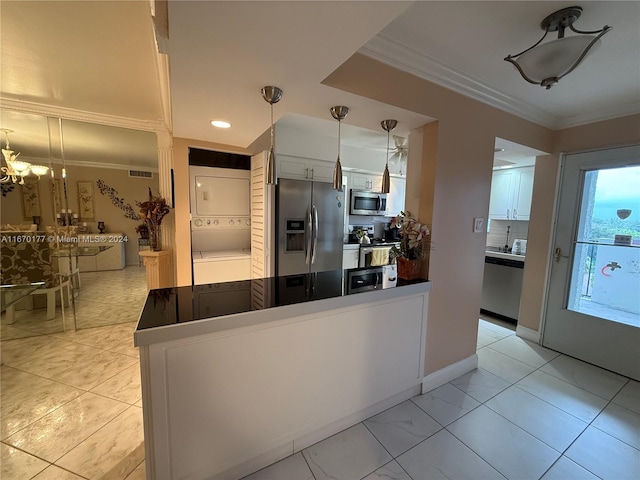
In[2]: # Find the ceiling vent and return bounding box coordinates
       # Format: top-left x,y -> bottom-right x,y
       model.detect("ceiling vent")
129,170 -> 153,178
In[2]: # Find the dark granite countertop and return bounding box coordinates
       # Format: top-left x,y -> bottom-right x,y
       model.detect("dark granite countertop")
136,268 -> 428,332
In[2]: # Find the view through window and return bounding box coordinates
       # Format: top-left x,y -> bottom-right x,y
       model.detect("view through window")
567,164 -> 640,326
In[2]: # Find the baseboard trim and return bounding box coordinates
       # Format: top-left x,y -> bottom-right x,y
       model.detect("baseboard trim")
516,325 -> 541,343
421,354 -> 478,393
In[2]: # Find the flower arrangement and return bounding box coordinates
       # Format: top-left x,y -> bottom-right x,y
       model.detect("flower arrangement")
136,188 -> 170,226
136,188 -> 170,250
390,211 -> 430,261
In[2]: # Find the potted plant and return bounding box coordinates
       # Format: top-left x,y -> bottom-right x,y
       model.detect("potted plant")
390,211 -> 430,280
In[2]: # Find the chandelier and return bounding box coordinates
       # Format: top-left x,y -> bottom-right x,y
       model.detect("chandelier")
1,129 -> 49,184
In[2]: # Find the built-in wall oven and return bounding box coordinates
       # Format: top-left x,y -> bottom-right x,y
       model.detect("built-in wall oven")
350,190 -> 387,215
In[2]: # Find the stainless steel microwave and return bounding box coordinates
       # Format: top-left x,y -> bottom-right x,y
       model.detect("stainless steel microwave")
350,190 -> 387,216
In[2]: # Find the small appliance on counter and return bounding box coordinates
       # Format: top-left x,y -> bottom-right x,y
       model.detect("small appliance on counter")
512,239 -> 527,255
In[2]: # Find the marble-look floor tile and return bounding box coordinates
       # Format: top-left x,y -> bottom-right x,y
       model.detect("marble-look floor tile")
411,383 -> 480,426
479,319 -> 515,335
448,406 -> 560,480
302,423 -> 391,480
363,460 -> 412,480
56,406 -> 145,480
487,336 -> 559,368
485,386 -> 588,452
540,354 -> 628,400
0,323 -> 44,341
6,392 -> 129,463
450,368 -> 511,403
477,327 -> 510,347
397,429 -> 505,480
0,442 -> 49,479
32,465 -> 86,480
565,426 -> 640,480
244,452 -> 313,480
1,335 -> 71,367
91,363 -> 141,404
516,370 -> 608,423
612,379 -> 640,415
541,456 -> 600,480
592,402 -> 640,449
1,367 -> 83,439
363,400 -> 441,457
477,347 -> 536,383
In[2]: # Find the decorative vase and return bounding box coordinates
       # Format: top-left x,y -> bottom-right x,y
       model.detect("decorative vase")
97,221 -> 105,234
148,224 -> 161,251
397,257 -> 422,280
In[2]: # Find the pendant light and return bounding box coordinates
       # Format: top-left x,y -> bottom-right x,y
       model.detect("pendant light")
330,106 -> 349,191
261,86 -> 283,185
380,119 -> 397,194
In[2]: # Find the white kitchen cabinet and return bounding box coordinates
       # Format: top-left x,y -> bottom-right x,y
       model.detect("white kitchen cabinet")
488,166 -> 534,220
342,245 -> 360,269
351,172 -> 383,192
277,155 -> 334,183
386,176 -> 406,217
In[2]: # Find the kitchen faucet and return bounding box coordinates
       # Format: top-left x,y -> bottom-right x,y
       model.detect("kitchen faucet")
504,225 -> 511,253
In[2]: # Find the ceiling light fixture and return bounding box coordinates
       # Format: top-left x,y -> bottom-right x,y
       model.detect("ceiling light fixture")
380,119 -> 398,194
211,120 -> 231,129
330,106 -> 349,191
1,128 -> 48,184
261,86 -> 283,185
504,6 -> 611,89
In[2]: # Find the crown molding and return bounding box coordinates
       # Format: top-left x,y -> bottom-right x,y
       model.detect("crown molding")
0,97 -> 168,134
360,35 -> 560,129
555,100 -> 640,130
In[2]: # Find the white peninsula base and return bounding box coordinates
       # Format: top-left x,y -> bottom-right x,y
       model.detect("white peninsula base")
136,281 -> 431,480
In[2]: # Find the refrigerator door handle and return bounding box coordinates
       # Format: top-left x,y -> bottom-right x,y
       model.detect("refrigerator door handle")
311,205 -> 318,264
305,207 -> 312,265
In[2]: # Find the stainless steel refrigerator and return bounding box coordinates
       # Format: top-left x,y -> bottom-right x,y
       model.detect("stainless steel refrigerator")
276,178 -> 345,276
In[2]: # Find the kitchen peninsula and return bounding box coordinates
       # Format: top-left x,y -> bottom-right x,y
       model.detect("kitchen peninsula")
134,270 -> 431,480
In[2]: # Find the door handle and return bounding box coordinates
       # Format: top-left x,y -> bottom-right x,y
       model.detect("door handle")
513,209 -> 518,219
376,196 -> 381,212
305,167 -> 309,179
305,208 -> 312,265
311,205 -> 318,264
507,209 -> 510,219
310,167 -> 314,179
554,247 -> 569,262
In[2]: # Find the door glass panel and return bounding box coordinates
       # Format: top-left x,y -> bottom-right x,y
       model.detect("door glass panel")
567,165 -> 640,326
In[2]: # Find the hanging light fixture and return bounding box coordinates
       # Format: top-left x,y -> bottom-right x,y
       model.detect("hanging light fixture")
380,119 -> 397,194
261,86 -> 283,185
330,106 -> 349,191
1,128 -> 49,184
504,6 -> 611,89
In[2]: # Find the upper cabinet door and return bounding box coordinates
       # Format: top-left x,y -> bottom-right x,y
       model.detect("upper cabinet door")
278,157 -> 310,181
488,167 -> 535,220
488,170 -> 515,220
351,172 -> 383,191
513,167 -> 534,220
308,159 -> 334,183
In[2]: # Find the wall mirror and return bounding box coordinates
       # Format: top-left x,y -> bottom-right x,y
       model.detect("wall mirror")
1,108 -> 158,335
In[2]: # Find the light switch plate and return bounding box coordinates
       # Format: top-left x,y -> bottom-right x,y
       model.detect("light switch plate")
473,217 -> 485,233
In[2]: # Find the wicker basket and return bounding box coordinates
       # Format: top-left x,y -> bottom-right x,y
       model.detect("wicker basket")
396,257 -> 422,280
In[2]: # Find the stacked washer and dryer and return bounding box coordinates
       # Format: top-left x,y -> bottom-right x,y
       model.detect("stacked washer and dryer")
190,165 -> 251,285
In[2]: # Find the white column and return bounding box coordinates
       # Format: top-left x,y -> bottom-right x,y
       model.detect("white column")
156,131 -> 175,286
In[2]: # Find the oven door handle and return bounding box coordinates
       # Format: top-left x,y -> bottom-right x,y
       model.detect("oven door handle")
305,207 -> 312,265
311,205 -> 318,264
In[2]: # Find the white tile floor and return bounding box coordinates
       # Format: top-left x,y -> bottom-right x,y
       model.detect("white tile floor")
245,318 -> 640,480
2,316 -> 639,479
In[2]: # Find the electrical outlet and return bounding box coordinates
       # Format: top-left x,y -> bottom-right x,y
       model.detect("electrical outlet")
473,217 -> 485,233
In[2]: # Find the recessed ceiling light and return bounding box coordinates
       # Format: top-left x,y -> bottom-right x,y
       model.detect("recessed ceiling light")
211,120 -> 231,129
494,148 -> 505,153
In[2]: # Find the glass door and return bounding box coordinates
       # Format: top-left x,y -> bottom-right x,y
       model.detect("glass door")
543,145 -> 640,380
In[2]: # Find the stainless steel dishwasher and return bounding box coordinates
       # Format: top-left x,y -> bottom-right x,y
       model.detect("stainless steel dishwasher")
480,255 -> 524,322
